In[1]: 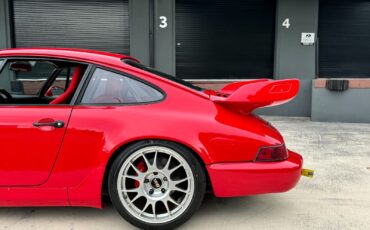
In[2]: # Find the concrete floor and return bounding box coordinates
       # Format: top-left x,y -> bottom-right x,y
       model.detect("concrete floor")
0,117 -> 369,230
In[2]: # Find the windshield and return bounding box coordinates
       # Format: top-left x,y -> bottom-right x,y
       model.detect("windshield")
123,59 -> 203,91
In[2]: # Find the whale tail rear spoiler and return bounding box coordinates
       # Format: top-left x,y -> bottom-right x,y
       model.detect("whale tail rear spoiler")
210,79 -> 300,113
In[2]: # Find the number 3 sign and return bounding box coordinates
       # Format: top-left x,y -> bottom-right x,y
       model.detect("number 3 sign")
159,16 -> 168,29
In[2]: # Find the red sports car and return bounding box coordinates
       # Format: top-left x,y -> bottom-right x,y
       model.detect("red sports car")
0,48 -> 303,229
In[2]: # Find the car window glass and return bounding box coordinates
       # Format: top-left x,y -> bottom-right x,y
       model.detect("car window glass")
0,60 -> 55,96
81,68 -> 163,104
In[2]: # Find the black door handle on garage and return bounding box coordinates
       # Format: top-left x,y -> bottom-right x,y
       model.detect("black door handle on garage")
33,120 -> 65,128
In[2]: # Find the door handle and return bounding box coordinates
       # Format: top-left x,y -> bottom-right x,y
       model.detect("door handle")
33,120 -> 65,128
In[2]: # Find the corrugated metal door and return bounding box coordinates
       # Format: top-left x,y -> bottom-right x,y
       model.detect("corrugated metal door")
12,0 -> 129,54
319,0 -> 370,78
175,0 -> 275,79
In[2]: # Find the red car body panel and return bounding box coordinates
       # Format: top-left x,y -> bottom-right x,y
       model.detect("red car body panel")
0,48 -> 303,208
0,106 -> 72,186
207,151 -> 303,197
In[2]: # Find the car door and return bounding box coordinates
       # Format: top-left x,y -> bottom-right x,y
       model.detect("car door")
0,106 -> 72,186
0,59 -> 73,186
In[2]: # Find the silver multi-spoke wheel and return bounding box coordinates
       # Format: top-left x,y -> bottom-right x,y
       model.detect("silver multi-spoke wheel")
116,146 -> 195,224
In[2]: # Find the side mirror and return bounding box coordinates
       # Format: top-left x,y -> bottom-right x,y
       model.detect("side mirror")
9,62 -> 32,72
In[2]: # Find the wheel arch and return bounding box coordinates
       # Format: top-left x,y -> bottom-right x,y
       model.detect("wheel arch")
101,138 -> 212,197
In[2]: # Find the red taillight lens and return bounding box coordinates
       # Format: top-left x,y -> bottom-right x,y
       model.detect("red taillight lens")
255,145 -> 288,162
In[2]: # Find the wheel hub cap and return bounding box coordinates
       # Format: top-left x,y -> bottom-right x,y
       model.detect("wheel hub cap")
151,178 -> 162,189
143,172 -> 169,199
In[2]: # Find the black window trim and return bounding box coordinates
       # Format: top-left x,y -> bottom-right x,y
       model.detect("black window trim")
0,56 -> 93,107
74,64 -> 166,106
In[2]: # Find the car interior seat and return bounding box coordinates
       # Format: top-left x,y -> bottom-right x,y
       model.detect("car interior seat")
50,65 -> 84,104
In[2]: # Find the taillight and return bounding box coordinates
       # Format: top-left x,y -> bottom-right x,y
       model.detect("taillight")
255,145 -> 288,162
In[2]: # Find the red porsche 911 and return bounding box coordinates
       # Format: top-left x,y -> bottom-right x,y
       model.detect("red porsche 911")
0,48 -> 303,229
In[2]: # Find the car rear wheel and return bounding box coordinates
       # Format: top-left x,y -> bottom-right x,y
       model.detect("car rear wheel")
108,140 -> 206,229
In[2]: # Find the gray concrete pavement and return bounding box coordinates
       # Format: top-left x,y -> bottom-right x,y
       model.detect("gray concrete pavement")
0,117 -> 369,229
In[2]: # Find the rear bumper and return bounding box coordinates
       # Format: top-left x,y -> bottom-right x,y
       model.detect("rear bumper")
206,150 -> 303,197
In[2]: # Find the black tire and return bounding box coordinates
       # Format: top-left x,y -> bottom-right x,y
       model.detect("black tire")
108,140 -> 206,230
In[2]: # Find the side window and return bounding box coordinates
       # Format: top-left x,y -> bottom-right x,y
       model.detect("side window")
0,60 -> 55,96
81,68 -> 163,104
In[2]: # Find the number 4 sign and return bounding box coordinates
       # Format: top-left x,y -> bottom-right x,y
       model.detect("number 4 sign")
282,18 -> 290,29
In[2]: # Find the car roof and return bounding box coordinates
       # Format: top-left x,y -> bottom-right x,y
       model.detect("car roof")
0,48 -> 138,67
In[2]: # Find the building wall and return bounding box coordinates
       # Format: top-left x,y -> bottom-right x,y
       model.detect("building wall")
129,0 -> 150,66
134,0 -> 319,117
312,88 -> 370,123
0,0 -> 12,49
154,0 -> 176,76
0,0 -> 13,90
257,0 -> 318,116
1,0 -> 370,122
312,80 -> 370,123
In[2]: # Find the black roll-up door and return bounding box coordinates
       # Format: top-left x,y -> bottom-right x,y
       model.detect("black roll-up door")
175,0 -> 275,80
319,0 -> 370,78
12,0 -> 129,54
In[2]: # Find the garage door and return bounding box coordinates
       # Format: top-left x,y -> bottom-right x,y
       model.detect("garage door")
319,0 -> 370,78
12,0 -> 129,54
175,0 -> 275,79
